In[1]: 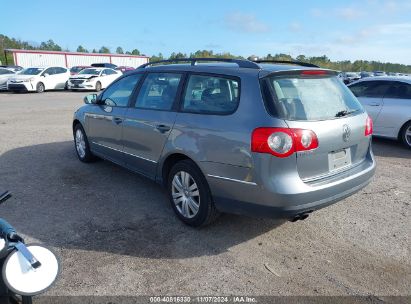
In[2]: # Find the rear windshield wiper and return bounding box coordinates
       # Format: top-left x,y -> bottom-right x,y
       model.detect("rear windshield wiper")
335,109 -> 358,117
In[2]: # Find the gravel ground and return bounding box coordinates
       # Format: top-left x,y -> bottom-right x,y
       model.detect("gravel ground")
0,91 -> 409,297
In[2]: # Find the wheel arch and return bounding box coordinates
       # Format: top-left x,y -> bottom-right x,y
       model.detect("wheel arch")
72,119 -> 82,132
398,119 -> 411,139
159,152 -> 205,187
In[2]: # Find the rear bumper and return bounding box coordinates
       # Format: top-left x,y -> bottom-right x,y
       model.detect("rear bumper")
206,150 -> 376,219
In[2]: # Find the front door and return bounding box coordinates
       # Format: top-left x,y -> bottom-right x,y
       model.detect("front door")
86,73 -> 143,164
122,72 -> 183,179
349,80 -> 391,124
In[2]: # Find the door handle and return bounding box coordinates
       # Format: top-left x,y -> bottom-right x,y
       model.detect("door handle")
155,124 -> 171,133
369,102 -> 380,106
113,117 -> 123,124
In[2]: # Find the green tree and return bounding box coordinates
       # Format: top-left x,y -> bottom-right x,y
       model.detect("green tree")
131,49 -> 141,55
169,52 -> 187,60
39,39 -> 62,51
99,46 -> 110,54
150,53 -> 164,62
116,47 -> 124,54
76,45 -> 88,53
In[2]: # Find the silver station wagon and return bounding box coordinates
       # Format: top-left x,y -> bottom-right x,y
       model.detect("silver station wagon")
73,58 -> 376,227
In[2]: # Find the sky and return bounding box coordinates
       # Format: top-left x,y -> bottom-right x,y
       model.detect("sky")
2,0 -> 411,64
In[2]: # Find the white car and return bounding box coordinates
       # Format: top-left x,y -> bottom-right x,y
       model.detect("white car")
7,66 -> 69,93
0,67 -> 16,90
68,68 -> 121,91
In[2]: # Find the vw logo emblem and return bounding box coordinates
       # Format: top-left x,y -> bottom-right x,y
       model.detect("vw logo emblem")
342,124 -> 351,142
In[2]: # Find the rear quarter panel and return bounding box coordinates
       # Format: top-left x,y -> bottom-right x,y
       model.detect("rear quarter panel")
157,72 -> 287,181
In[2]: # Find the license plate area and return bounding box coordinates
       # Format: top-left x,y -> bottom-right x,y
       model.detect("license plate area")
328,148 -> 352,172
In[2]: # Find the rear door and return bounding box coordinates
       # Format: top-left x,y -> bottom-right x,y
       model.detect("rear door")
122,72 -> 183,179
263,72 -> 370,181
54,67 -> 69,89
86,73 -> 143,164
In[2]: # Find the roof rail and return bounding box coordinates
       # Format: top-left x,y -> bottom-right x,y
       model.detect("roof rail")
253,60 -> 320,68
138,58 -> 260,69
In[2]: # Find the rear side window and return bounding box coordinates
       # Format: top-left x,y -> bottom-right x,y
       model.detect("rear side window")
182,75 -> 239,114
101,73 -> 142,107
135,73 -> 182,111
54,67 -> 66,74
263,75 -> 363,121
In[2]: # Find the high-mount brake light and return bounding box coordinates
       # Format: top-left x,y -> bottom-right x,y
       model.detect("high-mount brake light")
251,128 -> 319,158
365,115 -> 373,136
300,70 -> 327,76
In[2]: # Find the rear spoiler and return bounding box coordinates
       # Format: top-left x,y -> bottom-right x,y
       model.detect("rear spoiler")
259,69 -> 338,79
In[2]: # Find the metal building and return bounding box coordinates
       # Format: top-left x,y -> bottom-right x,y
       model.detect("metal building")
4,49 -> 149,68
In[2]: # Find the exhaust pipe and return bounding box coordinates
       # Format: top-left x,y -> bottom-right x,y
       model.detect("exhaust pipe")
290,212 -> 311,222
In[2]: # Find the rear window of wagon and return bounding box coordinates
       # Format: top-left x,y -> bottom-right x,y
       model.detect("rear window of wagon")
261,75 -> 364,121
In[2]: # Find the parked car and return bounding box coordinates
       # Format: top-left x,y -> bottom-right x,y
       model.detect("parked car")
341,72 -> 360,84
91,63 -> 117,69
115,66 -> 135,74
348,77 -> 411,149
373,71 -> 387,77
360,71 -> 374,78
68,67 -> 121,91
0,67 -> 16,90
0,65 -> 23,72
72,58 -> 375,227
69,66 -> 91,76
7,66 -> 69,93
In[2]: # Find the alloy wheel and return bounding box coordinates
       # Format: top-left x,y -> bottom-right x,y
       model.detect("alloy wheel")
405,126 -> 411,147
75,129 -> 86,158
171,171 -> 200,219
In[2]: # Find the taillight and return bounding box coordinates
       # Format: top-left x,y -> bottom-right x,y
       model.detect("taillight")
365,116 -> 373,136
251,128 -> 319,158
301,70 -> 328,76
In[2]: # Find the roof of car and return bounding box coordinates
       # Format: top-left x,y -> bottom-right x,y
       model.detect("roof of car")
135,62 -> 332,78
349,76 -> 411,85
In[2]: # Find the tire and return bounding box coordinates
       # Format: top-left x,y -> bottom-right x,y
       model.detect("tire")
22,296 -> 33,304
36,82 -> 45,93
167,160 -> 219,227
64,81 -> 68,90
400,121 -> 411,149
95,81 -> 102,92
73,124 -> 95,162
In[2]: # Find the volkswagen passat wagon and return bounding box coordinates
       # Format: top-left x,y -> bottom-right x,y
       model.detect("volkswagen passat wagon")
72,58 -> 375,227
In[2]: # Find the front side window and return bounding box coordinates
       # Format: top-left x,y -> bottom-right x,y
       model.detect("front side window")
101,74 -> 142,107
349,81 -> 391,98
135,73 -> 182,110
384,82 -> 411,99
182,75 -> 240,114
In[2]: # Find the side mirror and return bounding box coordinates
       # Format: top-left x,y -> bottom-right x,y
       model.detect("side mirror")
84,94 -> 98,104
43,73 -> 49,77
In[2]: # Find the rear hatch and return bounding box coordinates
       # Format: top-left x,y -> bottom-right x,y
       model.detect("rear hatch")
261,70 -> 371,181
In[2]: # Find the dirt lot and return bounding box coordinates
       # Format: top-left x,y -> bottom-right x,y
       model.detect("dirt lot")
0,91 -> 409,297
